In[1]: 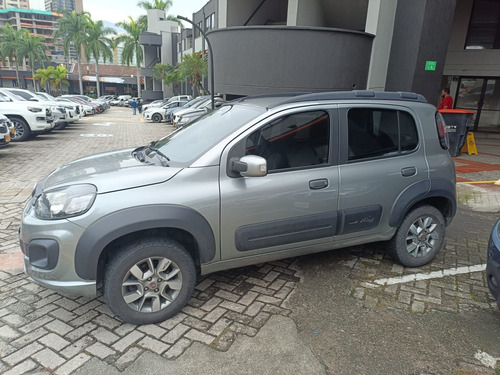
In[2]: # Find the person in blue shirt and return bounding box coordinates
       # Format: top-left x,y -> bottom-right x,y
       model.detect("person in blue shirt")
131,99 -> 137,115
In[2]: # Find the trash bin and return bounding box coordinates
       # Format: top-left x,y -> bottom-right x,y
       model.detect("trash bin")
439,109 -> 474,157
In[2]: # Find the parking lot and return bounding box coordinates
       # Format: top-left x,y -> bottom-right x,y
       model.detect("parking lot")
1,107 -> 500,375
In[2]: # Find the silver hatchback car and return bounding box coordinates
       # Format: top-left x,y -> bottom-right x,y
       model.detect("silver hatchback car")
20,91 -> 456,324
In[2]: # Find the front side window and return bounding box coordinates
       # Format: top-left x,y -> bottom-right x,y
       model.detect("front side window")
245,111 -> 330,171
348,108 -> 418,161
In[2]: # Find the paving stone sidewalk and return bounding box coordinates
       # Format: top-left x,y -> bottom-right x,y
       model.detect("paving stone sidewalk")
1,111 -> 500,374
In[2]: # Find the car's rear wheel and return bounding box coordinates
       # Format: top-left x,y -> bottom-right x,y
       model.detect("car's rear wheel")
9,116 -> 32,142
104,237 -> 196,324
152,113 -> 162,123
389,205 -> 445,267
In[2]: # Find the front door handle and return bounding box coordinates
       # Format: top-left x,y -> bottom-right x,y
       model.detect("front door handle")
401,167 -> 417,177
309,179 -> 329,190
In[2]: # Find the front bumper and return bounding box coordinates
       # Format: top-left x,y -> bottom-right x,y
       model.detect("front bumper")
486,219 -> 500,309
20,199 -> 97,297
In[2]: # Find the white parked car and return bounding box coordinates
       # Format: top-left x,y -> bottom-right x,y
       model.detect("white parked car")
111,95 -> 131,106
37,92 -> 82,122
142,100 -> 188,123
0,114 -> 14,149
0,88 -> 53,141
167,95 -> 192,103
4,88 -> 76,130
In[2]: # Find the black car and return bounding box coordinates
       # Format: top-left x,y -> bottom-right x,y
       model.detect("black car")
486,218 -> 500,309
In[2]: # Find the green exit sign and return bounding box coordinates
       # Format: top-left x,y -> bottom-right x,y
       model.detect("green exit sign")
425,61 -> 437,71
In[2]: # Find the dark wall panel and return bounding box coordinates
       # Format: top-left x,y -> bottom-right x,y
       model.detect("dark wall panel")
208,26 -> 373,97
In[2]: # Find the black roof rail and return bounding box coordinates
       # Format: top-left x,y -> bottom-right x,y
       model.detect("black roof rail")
267,90 -> 428,107
232,92 -> 311,103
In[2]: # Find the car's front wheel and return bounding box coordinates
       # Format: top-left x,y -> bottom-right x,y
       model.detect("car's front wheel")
152,113 -> 162,123
104,237 -> 196,324
9,116 -> 32,142
389,205 -> 445,267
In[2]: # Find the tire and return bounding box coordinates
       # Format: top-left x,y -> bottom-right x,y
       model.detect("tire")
389,205 -> 445,267
104,237 -> 196,324
9,116 -> 32,142
152,113 -> 162,123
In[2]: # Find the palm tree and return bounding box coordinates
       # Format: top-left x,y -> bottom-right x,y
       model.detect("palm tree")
153,63 -> 180,95
84,19 -> 116,98
178,52 -> 208,96
116,17 -> 146,97
34,66 -> 54,92
55,10 -> 90,95
0,23 -> 24,87
137,0 -> 181,26
50,65 -> 70,94
17,31 -> 48,92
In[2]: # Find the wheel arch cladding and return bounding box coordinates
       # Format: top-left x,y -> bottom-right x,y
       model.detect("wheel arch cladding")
389,178 -> 456,228
74,205 -> 216,280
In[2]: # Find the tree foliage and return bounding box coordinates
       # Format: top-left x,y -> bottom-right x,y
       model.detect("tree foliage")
116,16 -> 147,97
55,11 -> 91,94
83,19 -> 116,97
0,23 -> 24,87
17,31 -> 49,91
178,52 -> 208,95
153,63 -> 181,94
34,65 -> 69,94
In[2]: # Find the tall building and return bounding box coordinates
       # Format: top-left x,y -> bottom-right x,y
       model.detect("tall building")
0,8 -> 65,64
0,0 -> 29,9
44,0 -> 82,12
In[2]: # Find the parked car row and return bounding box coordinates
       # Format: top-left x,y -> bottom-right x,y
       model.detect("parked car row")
0,88 -> 109,143
142,95 -> 225,127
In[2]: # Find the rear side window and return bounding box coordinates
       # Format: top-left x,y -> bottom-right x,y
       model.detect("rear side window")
347,108 -> 419,161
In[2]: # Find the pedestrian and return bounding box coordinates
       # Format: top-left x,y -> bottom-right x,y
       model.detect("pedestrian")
138,101 -> 143,114
438,88 -> 453,110
131,99 -> 137,115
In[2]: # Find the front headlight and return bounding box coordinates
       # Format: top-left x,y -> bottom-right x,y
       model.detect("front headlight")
35,184 -> 97,220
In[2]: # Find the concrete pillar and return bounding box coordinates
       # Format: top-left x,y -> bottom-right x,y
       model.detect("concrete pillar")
384,0 -> 456,102
365,0 -> 398,91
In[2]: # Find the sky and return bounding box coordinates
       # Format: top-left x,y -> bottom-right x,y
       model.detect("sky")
30,0 -> 209,25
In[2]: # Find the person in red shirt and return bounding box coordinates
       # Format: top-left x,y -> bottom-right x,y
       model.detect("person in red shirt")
438,88 -> 453,109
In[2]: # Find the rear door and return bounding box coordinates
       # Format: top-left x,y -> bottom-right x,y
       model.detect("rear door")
336,104 -> 428,240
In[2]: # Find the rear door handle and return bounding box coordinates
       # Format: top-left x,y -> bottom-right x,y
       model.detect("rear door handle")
309,179 -> 329,190
401,167 -> 417,177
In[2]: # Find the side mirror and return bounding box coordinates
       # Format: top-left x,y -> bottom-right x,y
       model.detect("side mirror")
232,155 -> 267,177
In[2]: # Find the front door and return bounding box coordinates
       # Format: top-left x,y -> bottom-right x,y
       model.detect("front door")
219,108 -> 339,260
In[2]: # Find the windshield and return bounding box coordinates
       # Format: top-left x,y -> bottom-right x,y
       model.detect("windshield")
1,90 -> 26,101
0,92 -> 12,103
152,104 -> 265,165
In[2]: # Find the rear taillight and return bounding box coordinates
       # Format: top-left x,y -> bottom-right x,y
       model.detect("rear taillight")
435,112 -> 449,150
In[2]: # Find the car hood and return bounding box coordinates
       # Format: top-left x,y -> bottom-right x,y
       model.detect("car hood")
43,149 -> 182,193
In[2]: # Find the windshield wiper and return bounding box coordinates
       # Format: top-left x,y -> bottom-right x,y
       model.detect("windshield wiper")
145,145 -> 170,166
133,142 -> 170,166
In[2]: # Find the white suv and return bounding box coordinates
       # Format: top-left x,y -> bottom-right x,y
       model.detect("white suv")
4,88 -> 76,130
0,89 -> 53,141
